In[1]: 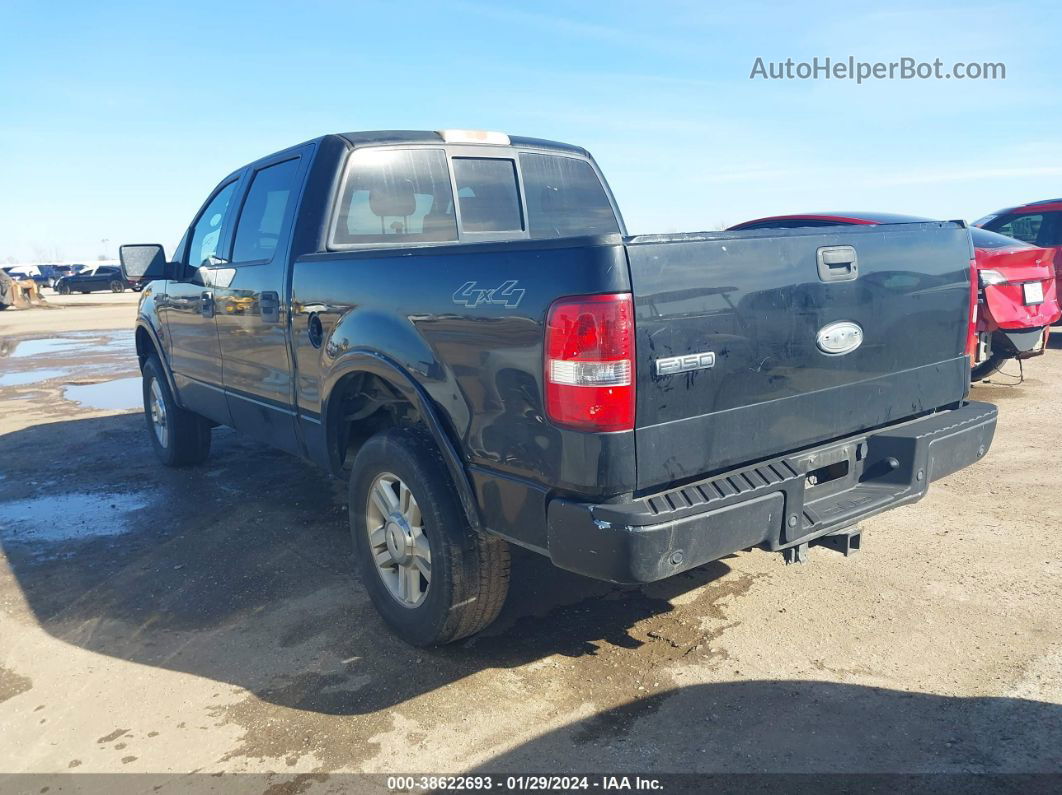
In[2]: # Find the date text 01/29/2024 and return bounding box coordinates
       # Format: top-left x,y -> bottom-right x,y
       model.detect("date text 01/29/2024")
385,775 -> 663,790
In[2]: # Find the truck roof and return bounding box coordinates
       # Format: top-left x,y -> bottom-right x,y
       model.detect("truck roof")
337,130 -> 587,156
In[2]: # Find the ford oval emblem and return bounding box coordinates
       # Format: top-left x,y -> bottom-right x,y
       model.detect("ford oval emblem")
816,321 -> 863,355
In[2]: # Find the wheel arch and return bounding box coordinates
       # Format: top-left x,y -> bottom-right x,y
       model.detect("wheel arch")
135,320 -> 181,408
322,351 -> 482,531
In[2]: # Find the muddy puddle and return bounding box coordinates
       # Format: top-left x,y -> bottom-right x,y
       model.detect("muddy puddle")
7,337 -> 87,357
63,377 -> 142,410
0,330 -> 135,361
0,369 -> 71,387
0,330 -> 140,407
0,492 -> 151,544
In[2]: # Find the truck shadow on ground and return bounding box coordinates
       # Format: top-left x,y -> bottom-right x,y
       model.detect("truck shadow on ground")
466,680 -> 1062,775
4,414 -> 1061,773
0,413 -> 731,718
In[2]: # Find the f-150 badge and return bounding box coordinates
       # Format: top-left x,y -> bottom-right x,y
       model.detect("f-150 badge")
656,351 -> 716,376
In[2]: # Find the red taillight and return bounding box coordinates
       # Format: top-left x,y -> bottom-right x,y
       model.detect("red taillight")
545,293 -> 635,432
967,259 -> 979,361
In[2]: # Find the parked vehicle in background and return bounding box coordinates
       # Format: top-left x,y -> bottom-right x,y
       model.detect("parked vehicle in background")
120,130 -> 996,646
28,271 -> 51,290
727,213 -> 1060,380
0,267 -> 45,306
976,199 -> 1062,311
36,264 -> 76,287
967,228 -> 1059,379
0,268 -> 15,310
3,265 -> 42,283
54,265 -> 137,294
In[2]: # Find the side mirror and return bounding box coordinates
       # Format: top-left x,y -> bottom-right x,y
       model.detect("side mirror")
119,244 -> 170,285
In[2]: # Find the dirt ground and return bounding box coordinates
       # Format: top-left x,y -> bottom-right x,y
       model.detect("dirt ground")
0,299 -> 1059,790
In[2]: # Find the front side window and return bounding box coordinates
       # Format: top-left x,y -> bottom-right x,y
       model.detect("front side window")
519,153 -> 620,238
453,157 -> 523,233
334,148 -> 457,245
188,181 -> 238,266
232,158 -> 301,264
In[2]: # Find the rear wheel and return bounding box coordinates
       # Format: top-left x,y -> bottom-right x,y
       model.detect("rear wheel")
141,356 -> 212,466
349,427 -> 510,646
110,280 -> 125,293
971,352 -> 1008,381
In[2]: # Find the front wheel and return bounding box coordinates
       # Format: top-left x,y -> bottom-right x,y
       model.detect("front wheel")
110,281 -> 125,293
58,284 -> 71,295
141,356 -> 212,466
349,427 -> 510,646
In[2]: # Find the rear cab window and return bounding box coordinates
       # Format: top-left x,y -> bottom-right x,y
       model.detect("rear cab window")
329,144 -> 620,249
333,149 -> 458,245
452,157 -> 523,234
519,153 -> 620,238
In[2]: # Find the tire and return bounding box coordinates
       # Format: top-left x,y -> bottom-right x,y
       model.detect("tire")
58,284 -> 71,295
971,353 -> 1007,382
349,427 -> 510,646
110,281 -> 125,293
141,356 -> 212,466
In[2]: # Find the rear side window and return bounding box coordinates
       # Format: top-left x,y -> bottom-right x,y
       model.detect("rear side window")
453,158 -> 523,233
985,213 -> 1044,245
985,211 -> 1062,247
334,149 -> 457,244
232,158 -> 301,264
519,153 -> 620,238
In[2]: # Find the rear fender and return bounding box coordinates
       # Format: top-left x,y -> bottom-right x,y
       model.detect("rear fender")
322,350 -> 482,531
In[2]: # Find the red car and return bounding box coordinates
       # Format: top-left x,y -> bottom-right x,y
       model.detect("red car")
975,199 -> 1062,309
728,213 -> 1060,381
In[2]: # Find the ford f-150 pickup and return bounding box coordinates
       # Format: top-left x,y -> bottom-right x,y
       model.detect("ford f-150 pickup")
120,129 -> 997,646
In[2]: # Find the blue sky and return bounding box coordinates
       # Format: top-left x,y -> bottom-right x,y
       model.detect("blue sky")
2,0 -> 1060,261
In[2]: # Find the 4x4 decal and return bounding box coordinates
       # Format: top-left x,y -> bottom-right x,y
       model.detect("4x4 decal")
452,279 -> 525,308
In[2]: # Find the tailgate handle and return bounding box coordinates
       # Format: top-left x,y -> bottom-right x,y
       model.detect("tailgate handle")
817,246 -> 859,282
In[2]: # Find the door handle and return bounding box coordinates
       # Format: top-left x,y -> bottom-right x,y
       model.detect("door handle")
200,290 -> 215,318
260,290 -> 280,323
817,246 -> 859,282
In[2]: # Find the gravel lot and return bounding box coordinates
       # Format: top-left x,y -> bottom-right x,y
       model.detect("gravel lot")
0,300 -> 1059,789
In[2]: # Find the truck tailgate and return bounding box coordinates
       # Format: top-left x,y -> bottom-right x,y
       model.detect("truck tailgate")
626,222 -> 973,491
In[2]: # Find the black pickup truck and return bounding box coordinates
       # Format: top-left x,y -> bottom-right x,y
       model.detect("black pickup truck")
121,129 -> 997,646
